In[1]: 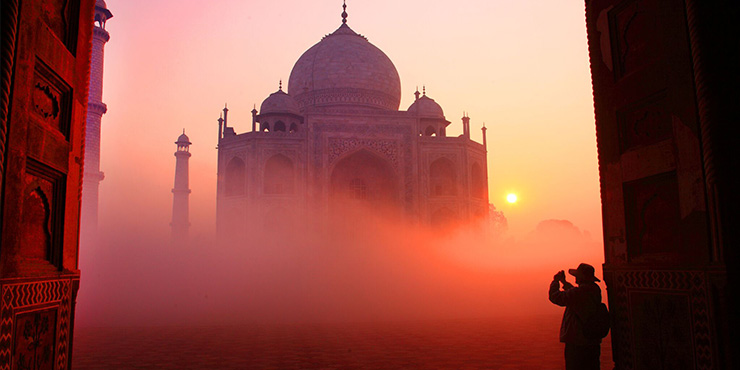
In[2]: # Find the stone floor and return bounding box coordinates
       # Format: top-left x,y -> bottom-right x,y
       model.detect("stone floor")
72,314 -> 612,369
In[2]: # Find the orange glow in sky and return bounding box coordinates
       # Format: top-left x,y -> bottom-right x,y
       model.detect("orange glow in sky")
97,0 -> 600,239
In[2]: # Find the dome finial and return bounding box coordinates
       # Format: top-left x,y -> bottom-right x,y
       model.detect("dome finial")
279,79 -> 283,91
342,0 -> 348,24
423,85 -> 426,96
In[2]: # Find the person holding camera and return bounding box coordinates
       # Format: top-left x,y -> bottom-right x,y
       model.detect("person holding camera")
549,263 -> 604,370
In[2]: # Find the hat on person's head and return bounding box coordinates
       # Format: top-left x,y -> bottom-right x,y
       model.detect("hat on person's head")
568,263 -> 600,282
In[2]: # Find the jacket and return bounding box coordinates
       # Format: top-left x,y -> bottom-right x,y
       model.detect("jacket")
548,280 -> 602,345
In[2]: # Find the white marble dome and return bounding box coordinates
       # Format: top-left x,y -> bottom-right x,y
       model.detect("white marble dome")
260,88 -> 301,116
408,95 -> 444,118
288,23 -> 401,111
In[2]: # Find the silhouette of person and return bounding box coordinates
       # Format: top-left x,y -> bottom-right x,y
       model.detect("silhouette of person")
549,263 -> 603,370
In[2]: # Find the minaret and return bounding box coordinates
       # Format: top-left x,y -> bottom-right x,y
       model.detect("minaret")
251,105 -> 258,132
462,112 -> 471,139
482,122 -> 488,150
81,0 -> 113,232
171,130 -> 192,242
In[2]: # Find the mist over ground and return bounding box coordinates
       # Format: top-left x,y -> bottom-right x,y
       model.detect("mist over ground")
76,203 -> 605,328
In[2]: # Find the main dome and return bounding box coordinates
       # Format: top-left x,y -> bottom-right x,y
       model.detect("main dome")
288,23 -> 401,111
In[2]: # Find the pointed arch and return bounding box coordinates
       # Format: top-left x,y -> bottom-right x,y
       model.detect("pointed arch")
264,154 -> 294,195
274,121 -> 286,132
225,157 -> 246,196
425,125 -> 437,136
21,187 -> 51,260
330,149 -> 399,207
430,157 -> 457,196
471,162 -> 486,199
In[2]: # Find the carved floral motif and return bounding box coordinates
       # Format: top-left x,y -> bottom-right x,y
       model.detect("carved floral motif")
328,138 -> 398,169
32,83 -> 60,121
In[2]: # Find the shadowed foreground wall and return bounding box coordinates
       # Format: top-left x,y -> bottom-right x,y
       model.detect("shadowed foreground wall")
0,0 -> 95,368
585,0 -> 740,369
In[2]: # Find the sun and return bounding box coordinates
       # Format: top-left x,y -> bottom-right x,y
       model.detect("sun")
506,193 -> 518,204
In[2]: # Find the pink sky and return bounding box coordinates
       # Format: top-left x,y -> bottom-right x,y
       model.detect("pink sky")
97,0 -> 599,240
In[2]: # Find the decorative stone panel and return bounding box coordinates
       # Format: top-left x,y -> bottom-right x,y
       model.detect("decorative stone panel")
327,138 -> 399,170
33,59 -> 72,139
606,269 -> 713,370
0,277 -> 78,370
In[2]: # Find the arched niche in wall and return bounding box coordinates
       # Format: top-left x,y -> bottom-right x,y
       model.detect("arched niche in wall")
274,121 -> 286,132
471,162 -> 485,199
225,157 -> 246,196
430,157 -> 457,196
329,149 -> 399,208
264,154 -> 294,195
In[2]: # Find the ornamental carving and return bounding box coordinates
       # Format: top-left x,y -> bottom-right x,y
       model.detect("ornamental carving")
32,82 -> 60,120
24,160 -> 66,269
33,61 -> 71,138
14,309 -> 56,370
261,149 -> 298,167
623,171 -> 680,259
606,270 -> 713,370
0,278 -> 76,370
610,0 -> 660,78
617,91 -> 672,152
328,138 -> 398,169
295,88 -> 399,111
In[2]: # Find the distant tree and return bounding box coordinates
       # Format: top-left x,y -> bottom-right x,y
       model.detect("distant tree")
488,203 -> 508,234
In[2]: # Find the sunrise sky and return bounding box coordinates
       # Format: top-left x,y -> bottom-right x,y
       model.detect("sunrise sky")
97,0 -> 599,240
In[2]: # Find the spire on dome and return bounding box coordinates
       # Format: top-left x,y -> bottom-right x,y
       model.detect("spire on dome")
342,1 -> 348,24
423,85 -> 426,96
279,79 -> 283,91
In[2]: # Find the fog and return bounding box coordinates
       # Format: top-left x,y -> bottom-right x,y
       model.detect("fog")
76,200 -> 605,328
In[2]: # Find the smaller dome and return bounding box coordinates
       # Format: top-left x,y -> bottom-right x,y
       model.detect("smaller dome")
176,131 -> 191,145
260,89 -> 301,116
95,0 -> 113,20
408,95 -> 444,118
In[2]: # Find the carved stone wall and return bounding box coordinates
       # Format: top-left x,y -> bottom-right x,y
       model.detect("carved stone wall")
1,1 -> 93,368
604,269 -> 714,369
586,0 -> 739,368
0,277 -> 79,370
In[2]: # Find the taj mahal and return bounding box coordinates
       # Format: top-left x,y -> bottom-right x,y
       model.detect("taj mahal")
215,4 -> 489,234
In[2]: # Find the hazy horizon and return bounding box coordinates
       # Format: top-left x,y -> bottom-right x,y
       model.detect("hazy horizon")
77,0 -> 604,329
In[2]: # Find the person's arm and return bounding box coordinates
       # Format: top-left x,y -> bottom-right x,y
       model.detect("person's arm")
549,271 -> 576,306
549,279 -> 567,306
